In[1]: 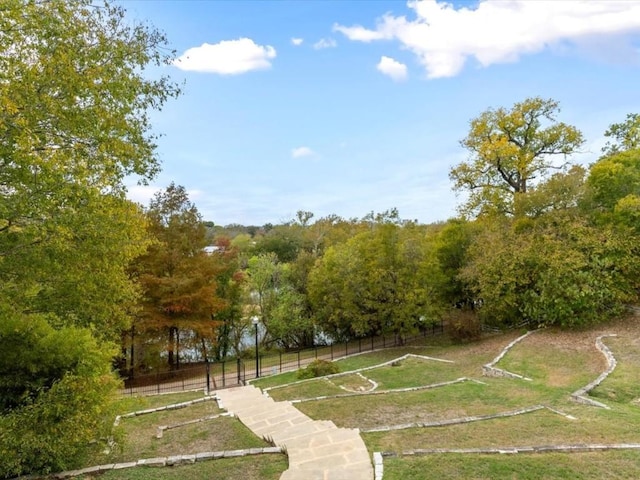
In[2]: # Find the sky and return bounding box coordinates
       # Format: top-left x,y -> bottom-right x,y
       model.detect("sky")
121,0 -> 640,226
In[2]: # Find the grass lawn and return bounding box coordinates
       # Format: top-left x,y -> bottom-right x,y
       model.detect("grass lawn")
76,455 -> 287,480
70,313 -> 640,479
382,450 -> 640,480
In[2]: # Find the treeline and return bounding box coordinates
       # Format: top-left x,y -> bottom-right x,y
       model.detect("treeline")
126,99 -> 640,375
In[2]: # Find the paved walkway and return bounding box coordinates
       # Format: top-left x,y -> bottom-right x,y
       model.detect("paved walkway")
216,385 -> 373,480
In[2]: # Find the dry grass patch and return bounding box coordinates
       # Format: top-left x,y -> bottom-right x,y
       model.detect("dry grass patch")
497,329 -> 606,389
328,373 -> 374,392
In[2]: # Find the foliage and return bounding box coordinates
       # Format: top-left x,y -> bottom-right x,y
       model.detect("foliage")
0,308 -> 120,478
446,310 -> 483,343
246,252 -> 284,334
297,359 -> 341,379
0,1 -> 179,475
132,184 -> 227,369
1,193 -> 150,341
309,223 -> 443,340
451,97 -> 584,217
602,113 -> 640,155
462,211 -> 635,328
585,149 -> 640,229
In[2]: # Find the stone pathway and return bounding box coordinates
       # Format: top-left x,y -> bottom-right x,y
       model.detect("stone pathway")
216,385 -> 373,480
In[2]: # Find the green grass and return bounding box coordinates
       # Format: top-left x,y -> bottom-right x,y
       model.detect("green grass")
116,391 -> 207,413
591,335 -> 640,404
76,455 -> 287,480
382,450 -> 640,480
71,315 -> 640,479
85,396 -> 270,467
363,356 -> 458,390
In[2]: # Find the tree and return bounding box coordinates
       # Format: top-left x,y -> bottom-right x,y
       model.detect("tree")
132,184 -> 223,370
462,210 -> 637,328
450,97 -> 584,217
246,252 -> 284,339
1,1 -> 179,474
0,308 -> 119,478
587,148 -> 640,220
308,223 -> 441,341
602,113 -> 640,155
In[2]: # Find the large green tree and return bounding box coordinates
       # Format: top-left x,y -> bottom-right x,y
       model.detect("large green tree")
308,223 -> 441,341
462,209 -> 636,328
0,1 -> 179,475
450,97 -> 584,217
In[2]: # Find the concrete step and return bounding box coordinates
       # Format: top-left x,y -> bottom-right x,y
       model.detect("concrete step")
214,385 -> 373,480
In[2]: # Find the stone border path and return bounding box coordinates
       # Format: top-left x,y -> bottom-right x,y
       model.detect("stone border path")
216,385 -> 373,480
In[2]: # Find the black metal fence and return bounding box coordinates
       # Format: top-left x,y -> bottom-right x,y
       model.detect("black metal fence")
121,321 -> 444,396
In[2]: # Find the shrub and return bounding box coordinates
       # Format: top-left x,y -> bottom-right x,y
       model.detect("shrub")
0,310 -> 120,478
297,359 -> 340,379
447,309 -> 483,343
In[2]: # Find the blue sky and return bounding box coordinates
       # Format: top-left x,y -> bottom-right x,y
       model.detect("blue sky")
122,0 -> 640,226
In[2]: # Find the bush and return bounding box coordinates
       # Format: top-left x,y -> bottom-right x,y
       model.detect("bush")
0,310 -> 120,478
447,310 -> 483,343
297,359 -> 340,379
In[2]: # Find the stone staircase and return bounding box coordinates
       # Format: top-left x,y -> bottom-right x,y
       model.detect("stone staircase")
216,385 -> 373,480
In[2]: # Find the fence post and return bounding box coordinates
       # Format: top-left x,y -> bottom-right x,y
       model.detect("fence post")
297,351 -> 301,369
315,346 -> 317,359
345,341 -> 348,357
237,358 -> 241,384
222,361 -> 226,388
383,335 -> 385,348
279,352 -> 282,373
359,338 -> 362,353
371,336 -> 374,351
331,343 -> 333,360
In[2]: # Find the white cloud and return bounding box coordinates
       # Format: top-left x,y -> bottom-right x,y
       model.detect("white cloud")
334,0 -> 640,78
377,56 -> 408,81
313,37 -> 337,50
291,146 -> 315,158
173,38 -> 276,74
291,37 -> 304,46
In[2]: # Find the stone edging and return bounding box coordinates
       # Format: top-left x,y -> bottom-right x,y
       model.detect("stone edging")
263,353 -> 453,393
290,377 -> 472,404
482,330 -> 535,380
114,395 -> 217,426
570,334 -> 617,409
39,448 -> 283,479
156,412 -> 233,438
381,443 -> 640,456
373,451 -> 383,480
362,405 -> 547,433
